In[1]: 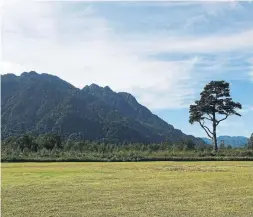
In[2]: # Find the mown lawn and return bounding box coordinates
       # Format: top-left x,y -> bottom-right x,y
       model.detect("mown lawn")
2,162 -> 253,217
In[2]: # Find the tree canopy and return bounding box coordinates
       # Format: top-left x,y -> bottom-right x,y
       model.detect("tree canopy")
189,81 -> 242,151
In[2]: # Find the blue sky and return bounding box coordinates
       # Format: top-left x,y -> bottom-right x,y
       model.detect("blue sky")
1,1 -> 253,137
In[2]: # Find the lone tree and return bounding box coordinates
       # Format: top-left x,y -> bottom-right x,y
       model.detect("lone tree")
249,133 -> 253,149
189,81 -> 242,151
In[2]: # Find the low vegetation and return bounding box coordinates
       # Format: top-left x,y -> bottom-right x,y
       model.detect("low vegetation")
2,162 -> 253,217
2,134 -> 253,162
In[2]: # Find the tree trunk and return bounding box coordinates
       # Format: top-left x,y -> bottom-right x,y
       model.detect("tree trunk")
213,112 -> 218,152
213,129 -> 218,152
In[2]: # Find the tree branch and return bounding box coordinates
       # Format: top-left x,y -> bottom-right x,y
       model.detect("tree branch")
203,117 -> 212,121
198,121 -> 213,139
202,119 -> 213,135
207,114 -> 213,120
216,115 -> 229,126
203,125 -> 213,135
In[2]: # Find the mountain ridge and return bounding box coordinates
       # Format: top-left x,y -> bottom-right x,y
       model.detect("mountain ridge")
1,71 -> 203,144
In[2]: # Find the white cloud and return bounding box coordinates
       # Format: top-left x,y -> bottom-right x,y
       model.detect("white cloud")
1,1 -> 253,110
0,60 -> 27,73
130,30 -> 253,54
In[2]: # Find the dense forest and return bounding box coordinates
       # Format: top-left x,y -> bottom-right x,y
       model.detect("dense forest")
2,133 -> 253,162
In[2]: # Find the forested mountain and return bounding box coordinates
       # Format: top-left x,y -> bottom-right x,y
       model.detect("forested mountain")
202,136 -> 249,148
1,71 -> 203,144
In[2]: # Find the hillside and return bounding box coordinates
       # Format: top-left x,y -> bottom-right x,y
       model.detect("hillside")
202,136 -> 249,148
1,71 -> 203,144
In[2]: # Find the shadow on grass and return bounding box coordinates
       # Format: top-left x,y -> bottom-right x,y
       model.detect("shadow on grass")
2,156 -> 253,163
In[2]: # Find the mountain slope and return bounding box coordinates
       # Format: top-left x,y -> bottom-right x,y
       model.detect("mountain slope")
83,84 -> 199,143
2,71 -> 202,144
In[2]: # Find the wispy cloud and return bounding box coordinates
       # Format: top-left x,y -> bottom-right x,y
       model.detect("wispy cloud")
1,1 -> 253,110
130,30 -> 253,54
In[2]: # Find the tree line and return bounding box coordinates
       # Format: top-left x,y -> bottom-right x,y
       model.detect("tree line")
2,133 -> 253,162
2,133 -> 209,152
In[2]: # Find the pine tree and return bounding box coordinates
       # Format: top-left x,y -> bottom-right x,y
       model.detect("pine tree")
189,81 -> 242,151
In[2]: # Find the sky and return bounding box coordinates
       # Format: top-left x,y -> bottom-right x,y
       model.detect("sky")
1,0 -> 253,137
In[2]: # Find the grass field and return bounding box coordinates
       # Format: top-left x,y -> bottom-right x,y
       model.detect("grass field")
2,162 -> 253,217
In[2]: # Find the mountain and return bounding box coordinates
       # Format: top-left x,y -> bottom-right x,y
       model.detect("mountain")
201,138 -> 213,145
1,71 -> 203,144
201,136 -> 249,148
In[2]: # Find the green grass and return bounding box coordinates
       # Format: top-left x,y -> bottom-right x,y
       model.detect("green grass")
2,162 -> 253,217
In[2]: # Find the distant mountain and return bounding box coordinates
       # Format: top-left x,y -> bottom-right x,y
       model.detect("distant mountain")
201,136 -> 249,148
1,71 -> 203,144
201,138 -> 213,145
